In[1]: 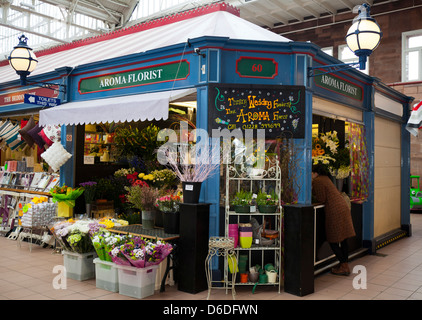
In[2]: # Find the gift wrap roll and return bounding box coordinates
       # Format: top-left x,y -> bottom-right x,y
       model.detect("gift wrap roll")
58,202 -> 73,217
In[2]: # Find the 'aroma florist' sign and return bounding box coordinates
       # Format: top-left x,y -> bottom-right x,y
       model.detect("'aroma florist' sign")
78,60 -> 190,94
313,70 -> 363,101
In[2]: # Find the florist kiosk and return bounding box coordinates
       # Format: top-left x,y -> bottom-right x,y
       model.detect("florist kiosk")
0,3 -> 413,297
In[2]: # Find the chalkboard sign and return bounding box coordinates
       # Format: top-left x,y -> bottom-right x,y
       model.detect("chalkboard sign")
208,84 -> 305,139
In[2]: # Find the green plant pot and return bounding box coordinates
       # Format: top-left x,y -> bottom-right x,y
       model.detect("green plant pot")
234,205 -> 250,213
258,205 -> 277,213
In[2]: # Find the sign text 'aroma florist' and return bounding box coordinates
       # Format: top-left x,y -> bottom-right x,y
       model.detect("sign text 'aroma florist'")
78,60 -> 190,94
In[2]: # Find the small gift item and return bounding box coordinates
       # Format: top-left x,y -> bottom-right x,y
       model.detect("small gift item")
19,116 -> 36,147
27,123 -> 46,150
41,141 -> 72,172
39,125 -> 61,146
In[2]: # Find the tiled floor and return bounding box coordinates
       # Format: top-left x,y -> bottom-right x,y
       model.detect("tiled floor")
1,214 -> 422,300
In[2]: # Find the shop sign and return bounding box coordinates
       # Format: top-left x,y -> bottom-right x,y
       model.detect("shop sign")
78,60 -> 190,94
236,57 -> 278,79
24,94 -> 61,107
313,70 -> 363,101
0,87 -> 59,107
208,84 -> 305,139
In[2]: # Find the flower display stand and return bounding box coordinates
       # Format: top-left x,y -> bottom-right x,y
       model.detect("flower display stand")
93,258 -> 118,292
63,251 -> 96,281
116,264 -> 159,299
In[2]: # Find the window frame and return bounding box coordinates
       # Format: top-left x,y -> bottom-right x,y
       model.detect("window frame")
402,29 -> 422,82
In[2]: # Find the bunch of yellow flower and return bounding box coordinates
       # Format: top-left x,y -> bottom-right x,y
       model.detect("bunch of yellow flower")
138,172 -> 154,180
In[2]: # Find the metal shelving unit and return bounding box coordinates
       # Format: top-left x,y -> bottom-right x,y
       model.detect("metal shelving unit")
224,156 -> 283,293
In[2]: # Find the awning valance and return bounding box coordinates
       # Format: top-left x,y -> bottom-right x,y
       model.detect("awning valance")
39,88 -> 196,126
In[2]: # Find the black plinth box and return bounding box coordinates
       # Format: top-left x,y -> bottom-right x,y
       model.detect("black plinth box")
177,203 -> 210,294
284,204 -> 314,297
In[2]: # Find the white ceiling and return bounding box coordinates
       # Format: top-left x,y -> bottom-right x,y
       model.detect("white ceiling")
0,0 -> 395,58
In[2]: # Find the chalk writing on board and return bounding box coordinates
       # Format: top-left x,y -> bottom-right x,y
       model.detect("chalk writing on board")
208,84 -> 305,139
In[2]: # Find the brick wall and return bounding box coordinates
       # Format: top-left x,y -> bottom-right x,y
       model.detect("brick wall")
273,3 -> 422,179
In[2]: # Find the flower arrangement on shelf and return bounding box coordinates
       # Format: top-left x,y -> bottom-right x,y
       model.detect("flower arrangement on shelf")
79,181 -> 97,204
155,193 -> 181,213
50,185 -> 84,208
256,190 -> 278,206
125,184 -> 160,211
256,190 -> 279,213
109,235 -> 173,268
51,219 -> 106,254
230,190 -> 253,206
312,131 -> 351,179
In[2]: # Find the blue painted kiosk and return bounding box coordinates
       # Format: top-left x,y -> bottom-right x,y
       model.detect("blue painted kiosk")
0,3 -> 413,296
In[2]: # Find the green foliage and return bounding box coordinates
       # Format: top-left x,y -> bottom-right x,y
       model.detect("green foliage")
256,190 -> 278,206
230,190 -> 253,206
114,124 -> 165,162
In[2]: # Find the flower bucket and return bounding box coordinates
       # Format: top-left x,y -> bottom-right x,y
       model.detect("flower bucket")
182,181 -> 202,203
93,258 -> 118,292
63,250 -> 96,281
116,264 -> 158,299
163,211 -> 180,234
142,211 -> 155,229
58,202 -> 73,217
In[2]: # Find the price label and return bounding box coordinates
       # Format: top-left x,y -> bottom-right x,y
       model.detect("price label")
185,184 -> 194,191
83,156 -> 95,165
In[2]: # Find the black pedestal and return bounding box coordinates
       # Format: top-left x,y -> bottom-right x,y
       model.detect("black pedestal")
284,204 -> 314,296
177,203 -> 210,294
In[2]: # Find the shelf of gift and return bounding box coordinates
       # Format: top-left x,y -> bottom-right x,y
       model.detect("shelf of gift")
224,157 -> 283,293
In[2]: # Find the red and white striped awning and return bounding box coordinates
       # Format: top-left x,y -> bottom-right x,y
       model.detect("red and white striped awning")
406,101 -> 422,136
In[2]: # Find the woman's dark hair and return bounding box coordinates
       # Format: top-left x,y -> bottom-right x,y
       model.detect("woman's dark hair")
312,163 -> 329,176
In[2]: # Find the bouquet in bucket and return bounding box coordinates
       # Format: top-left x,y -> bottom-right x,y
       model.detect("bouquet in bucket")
51,219 -> 106,254
109,235 -> 173,268
155,193 -> 181,213
91,231 -> 127,262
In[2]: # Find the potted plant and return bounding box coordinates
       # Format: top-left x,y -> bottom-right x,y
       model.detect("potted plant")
155,193 -> 182,234
230,190 -> 253,213
257,190 -> 279,213
125,184 -> 160,229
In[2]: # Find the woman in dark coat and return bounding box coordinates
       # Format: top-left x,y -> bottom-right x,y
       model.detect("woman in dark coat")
312,164 -> 356,276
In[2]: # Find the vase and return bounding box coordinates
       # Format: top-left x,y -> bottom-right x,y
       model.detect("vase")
163,211 -> 180,234
142,211 -> 155,229
182,181 -> 202,203
155,210 -> 163,228
85,203 -> 93,218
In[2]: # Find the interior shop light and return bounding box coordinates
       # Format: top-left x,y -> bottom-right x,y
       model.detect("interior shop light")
8,34 -> 67,93
308,3 -> 382,77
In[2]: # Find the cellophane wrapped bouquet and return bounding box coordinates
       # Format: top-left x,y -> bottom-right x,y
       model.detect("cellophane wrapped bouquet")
51,219 -> 106,254
91,231 -> 127,262
109,235 -> 173,268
